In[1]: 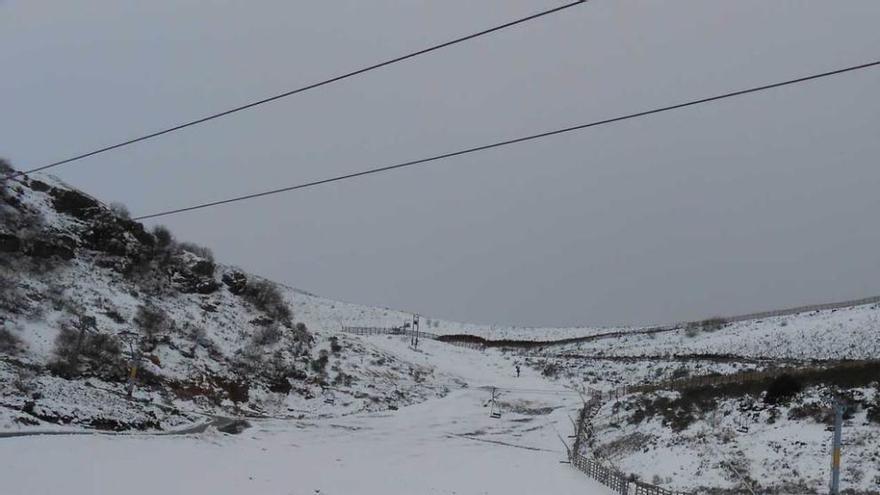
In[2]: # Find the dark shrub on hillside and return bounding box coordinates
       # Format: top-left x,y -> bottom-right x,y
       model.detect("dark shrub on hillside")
233,344 -> 264,376
867,385 -> 880,424
311,350 -> 329,374
329,336 -> 342,354
764,374 -> 803,405
252,323 -> 282,346
241,279 -> 292,324
295,322 -> 309,338
222,271 -> 248,294
109,202 -> 131,220
701,317 -> 727,332
49,321 -> 124,378
134,304 -> 173,344
868,403 -> 880,424
50,324 -> 86,373
541,362 -> 560,378
82,332 -> 123,363
152,225 -> 174,249
188,259 -> 216,278
684,322 -> 700,338
178,242 -> 214,261
0,327 -> 24,354
0,158 -> 13,175
50,188 -> 101,219
332,371 -> 353,387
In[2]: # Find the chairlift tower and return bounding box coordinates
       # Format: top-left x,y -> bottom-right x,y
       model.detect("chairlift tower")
411,314 -> 420,348
117,330 -> 141,398
830,400 -> 844,495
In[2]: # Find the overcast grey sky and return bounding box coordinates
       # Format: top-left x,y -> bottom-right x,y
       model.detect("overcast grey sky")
2,1 -> 879,327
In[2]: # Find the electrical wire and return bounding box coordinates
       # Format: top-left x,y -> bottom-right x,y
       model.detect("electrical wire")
128,59 -> 880,221
3,0 -> 588,181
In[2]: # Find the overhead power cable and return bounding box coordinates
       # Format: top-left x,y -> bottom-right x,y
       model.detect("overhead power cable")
3,0 -> 588,181
130,59 -> 880,221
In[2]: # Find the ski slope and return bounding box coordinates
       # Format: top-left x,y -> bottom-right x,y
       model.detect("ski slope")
0,337 -> 612,495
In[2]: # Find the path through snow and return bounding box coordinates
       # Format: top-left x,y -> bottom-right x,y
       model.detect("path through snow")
0,337 -> 611,495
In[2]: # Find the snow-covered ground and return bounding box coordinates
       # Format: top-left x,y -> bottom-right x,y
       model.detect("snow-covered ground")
0,336 -> 611,495
3,171 -> 880,494
590,386 -> 880,493
543,302 -> 880,360
290,287 -> 633,341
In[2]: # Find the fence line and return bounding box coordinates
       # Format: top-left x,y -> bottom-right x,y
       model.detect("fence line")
568,389 -> 688,495
568,360 -> 880,493
721,295 -> 880,324
341,326 -> 485,350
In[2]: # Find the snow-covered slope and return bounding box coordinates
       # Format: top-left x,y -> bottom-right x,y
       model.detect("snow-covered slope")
0,172 -> 456,431
2,166 -> 878,494
541,302 -> 880,360
0,336 -> 612,495
289,286 -> 632,340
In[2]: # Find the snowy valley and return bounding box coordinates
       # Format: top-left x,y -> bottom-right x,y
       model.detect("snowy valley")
1,167 -> 879,494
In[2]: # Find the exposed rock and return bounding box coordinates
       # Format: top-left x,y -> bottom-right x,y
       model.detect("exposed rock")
172,265 -> 220,294
25,239 -> 75,260
222,271 -> 248,295
249,316 -> 275,327
190,259 -> 215,277
0,233 -> 21,252
200,303 -> 218,313
50,187 -> 101,219
27,180 -> 50,192
194,279 -> 220,294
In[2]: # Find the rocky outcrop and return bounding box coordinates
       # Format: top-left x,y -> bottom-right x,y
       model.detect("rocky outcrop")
221,271 -> 248,295
171,255 -> 219,294
27,180 -> 50,192
25,238 -> 75,260
50,188 -> 101,219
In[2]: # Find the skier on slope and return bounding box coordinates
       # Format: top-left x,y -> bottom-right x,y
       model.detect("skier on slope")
515,365 -> 521,378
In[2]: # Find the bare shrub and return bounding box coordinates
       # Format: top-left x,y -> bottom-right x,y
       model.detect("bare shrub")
11,366 -> 36,394
252,323 -> 282,346
541,361 -> 560,378
241,279 -> 291,324
151,225 -> 174,249
188,324 -> 213,348
49,324 -> 87,376
82,332 -> 123,363
233,343 -> 264,376
178,242 -> 214,261
700,317 -> 727,332
310,350 -> 329,374
329,336 -> 342,354
134,304 -> 173,344
49,327 -> 125,379
332,371 -> 353,387
764,374 -> 803,405
109,202 -> 131,220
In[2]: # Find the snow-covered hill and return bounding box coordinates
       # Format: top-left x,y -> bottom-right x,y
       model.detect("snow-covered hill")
544,303 -> 880,360
0,170 -> 456,431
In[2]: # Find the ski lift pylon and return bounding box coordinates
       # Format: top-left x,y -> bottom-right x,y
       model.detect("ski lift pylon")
489,387 -> 502,419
